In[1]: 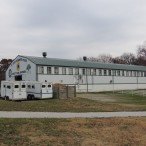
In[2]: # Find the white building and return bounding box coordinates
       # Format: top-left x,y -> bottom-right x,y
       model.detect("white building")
6,55 -> 146,92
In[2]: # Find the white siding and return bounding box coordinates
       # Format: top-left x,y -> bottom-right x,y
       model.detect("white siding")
6,56 -> 36,81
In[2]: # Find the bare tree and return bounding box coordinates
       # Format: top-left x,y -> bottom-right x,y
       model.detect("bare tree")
112,57 -> 125,64
136,42 -> 146,65
86,54 -> 113,63
96,54 -> 113,63
119,53 -> 136,65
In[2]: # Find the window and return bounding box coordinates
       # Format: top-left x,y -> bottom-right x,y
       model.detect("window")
7,85 -> 11,89
48,85 -> 51,88
22,85 -> 25,88
82,69 -> 86,75
141,72 -> 144,77
15,85 -> 19,88
130,71 -> 133,77
137,71 -> 140,77
42,85 -> 46,88
104,70 -> 107,76
75,68 -> 79,75
68,68 -> 73,75
47,67 -> 52,74
133,71 -> 137,77
3,85 -> 5,88
113,70 -> 116,76
62,67 -> 66,75
32,85 -> 35,89
38,66 -> 44,74
99,69 -> 102,76
137,71 -> 143,77
126,71 -> 129,76
54,67 -> 59,74
109,70 -> 111,76
122,70 -> 125,76
87,69 -> 91,75
92,69 -> 96,75
117,70 -> 120,76
28,85 -> 31,88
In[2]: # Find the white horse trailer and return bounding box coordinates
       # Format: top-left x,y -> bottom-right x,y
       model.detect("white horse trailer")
1,81 -> 27,101
26,81 -> 53,100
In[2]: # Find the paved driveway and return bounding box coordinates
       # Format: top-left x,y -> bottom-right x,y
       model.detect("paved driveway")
0,111 -> 146,118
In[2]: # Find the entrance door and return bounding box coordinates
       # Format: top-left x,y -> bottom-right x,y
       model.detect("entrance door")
15,75 -> 22,81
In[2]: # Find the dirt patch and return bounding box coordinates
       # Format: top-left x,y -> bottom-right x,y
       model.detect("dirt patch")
78,93 -> 117,102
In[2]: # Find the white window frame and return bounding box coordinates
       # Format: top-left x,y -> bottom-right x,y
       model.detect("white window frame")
38,66 -> 44,74
47,67 -> 52,74
108,70 -> 111,76
87,69 -> 91,75
99,69 -> 102,76
92,69 -> 96,76
104,70 -> 107,76
68,68 -> 73,75
62,67 -> 66,75
75,68 -> 79,75
54,67 -> 59,75
82,68 -> 86,75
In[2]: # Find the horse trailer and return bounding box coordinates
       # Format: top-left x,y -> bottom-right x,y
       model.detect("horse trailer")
1,81 -> 27,101
26,81 -> 53,100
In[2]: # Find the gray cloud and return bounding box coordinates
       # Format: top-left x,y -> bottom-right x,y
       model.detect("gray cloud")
0,0 -> 146,59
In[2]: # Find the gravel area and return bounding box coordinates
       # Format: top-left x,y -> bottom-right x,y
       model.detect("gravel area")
0,111 -> 146,118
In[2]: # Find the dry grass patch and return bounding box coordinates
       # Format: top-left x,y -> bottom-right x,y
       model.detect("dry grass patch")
1,118 -> 146,145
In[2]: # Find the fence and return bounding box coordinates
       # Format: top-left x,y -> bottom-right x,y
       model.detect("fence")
53,84 -> 76,99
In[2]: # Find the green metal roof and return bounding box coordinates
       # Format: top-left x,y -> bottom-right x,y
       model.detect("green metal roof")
20,55 -> 146,71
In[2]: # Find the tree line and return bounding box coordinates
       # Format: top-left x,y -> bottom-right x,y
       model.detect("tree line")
82,43 -> 146,66
0,59 -> 12,81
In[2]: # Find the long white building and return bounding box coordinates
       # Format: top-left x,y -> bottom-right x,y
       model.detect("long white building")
6,55 -> 146,92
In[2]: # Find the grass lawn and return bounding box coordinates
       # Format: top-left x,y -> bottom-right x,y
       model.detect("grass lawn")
1,92 -> 146,112
0,117 -> 146,146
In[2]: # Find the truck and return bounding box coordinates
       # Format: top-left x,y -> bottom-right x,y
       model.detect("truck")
1,81 -> 27,101
26,81 -> 53,100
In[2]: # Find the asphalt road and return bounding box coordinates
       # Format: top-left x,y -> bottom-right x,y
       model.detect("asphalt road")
0,111 -> 146,118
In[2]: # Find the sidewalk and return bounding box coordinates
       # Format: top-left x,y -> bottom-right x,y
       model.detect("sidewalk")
0,111 -> 146,118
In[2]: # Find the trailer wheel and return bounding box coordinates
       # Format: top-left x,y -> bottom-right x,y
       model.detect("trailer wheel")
6,96 -> 9,100
27,95 -> 31,100
31,95 -> 35,100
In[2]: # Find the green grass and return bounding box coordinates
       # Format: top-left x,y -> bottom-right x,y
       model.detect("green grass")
103,92 -> 146,105
1,118 -> 146,146
0,98 -> 107,112
1,92 -> 146,112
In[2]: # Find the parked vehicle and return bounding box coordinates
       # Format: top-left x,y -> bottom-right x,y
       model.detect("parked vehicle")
1,81 -> 27,101
26,81 -> 53,100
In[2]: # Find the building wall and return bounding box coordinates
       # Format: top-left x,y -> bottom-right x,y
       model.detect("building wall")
5,57 -> 146,92
38,66 -> 146,92
37,66 -> 146,92
38,73 -> 146,92
6,56 -> 36,81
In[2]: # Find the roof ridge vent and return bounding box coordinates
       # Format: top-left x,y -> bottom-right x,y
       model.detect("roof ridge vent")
83,56 -> 87,61
42,52 -> 47,58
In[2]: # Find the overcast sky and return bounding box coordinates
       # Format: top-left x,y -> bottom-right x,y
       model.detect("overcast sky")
0,0 -> 146,60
